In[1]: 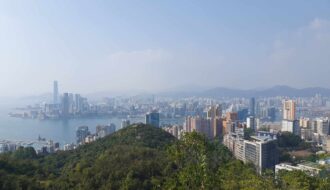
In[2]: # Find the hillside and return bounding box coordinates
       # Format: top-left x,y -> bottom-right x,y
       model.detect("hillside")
0,124 -> 329,189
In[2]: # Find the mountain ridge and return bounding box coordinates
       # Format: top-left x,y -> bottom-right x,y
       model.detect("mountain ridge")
159,85 -> 330,98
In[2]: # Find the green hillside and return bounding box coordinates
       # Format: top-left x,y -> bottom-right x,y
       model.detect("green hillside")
0,124 -> 329,190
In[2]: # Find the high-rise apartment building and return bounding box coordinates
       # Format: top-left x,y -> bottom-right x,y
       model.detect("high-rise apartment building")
226,112 -> 238,122
283,100 -> 296,120
247,116 -> 256,131
300,118 -> 311,128
282,100 -> 299,135
316,118 -> 330,136
207,105 -> 222,119
267,107 -> 276,122
184,115 -> 223,139
282,120 -> 300,136
238,108 -> 249,121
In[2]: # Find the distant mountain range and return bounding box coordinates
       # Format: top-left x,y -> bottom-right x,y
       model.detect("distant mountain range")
158,85 -> 330,98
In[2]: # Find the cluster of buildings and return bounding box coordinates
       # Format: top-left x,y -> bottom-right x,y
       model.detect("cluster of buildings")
44,81 -> 93,119
7,80 -> 330,176
183,105 -> 223,139
161,98 -> 330,176
9,81 -> 92,119
0,137 -> 60,155
281,100 -> 300,135
64,124 -> 117,151
280,100 -> 330,152
163,125 -> 183,139
160,102 -> 279,174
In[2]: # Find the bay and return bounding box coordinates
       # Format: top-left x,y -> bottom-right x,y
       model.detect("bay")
0,104 -> 184,146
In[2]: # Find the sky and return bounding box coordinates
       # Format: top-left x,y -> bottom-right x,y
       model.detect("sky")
0,0 -> 330,96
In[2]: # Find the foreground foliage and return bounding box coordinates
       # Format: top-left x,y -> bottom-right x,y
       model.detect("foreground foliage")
0,124 -> 329,189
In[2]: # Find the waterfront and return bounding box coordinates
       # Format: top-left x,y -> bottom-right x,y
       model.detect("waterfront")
0,105 -> 184,146
0,104 -> 137,145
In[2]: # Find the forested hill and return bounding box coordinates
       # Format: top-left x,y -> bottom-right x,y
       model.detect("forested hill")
0,124 -> 329,189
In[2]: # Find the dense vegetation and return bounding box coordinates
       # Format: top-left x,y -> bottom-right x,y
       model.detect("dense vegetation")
0,124 -> 329,189
277,132 -> 315,163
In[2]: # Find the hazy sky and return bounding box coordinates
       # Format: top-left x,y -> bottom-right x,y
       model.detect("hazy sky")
0,0 -> 330,96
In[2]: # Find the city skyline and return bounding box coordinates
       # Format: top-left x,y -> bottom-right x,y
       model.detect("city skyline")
0,1 -> 330,96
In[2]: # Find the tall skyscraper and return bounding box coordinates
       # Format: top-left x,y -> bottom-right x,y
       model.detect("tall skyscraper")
267,107 -> 276,122
206,105 -> 223,138
61,93 -> 70,118
238,108 -> 249,121
53,81 -> 59,104
145,111 -> 160,128
249,97 -> 255,116
74,94 -> 82,113
282,100 -> 299,135
283,100 -> 296,120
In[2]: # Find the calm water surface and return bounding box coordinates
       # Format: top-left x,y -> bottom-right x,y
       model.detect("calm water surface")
0,105 -> 143,145
0,104 -> 184,145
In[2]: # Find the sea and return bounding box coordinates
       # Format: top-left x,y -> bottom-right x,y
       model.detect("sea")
0,104 -> 184,146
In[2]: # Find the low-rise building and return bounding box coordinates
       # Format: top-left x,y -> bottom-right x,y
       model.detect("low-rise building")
275,163 -> 321,177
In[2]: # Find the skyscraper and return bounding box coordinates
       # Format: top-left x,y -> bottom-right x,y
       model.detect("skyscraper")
249,97 -> 255,116
206,105 -> 223,138
145,112 -> 160,128
282,100 -> 299,135
61,93 -> 70,118
283,100 -> 296,120
74,94 -> 82,113
53,81 -> 59,104
267,107 -> 276,122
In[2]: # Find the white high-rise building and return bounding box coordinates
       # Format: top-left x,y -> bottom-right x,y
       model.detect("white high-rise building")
247,116 -> 256,131
316,118 -> 330,136
282,120 -> 300,136
283,100 -> 296,120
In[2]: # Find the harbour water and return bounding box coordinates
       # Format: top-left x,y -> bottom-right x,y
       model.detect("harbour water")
0,112 -> 140,145
0,104 -> 184,146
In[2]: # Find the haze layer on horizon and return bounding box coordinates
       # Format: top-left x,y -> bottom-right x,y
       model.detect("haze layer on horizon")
0,0 -> 330,96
